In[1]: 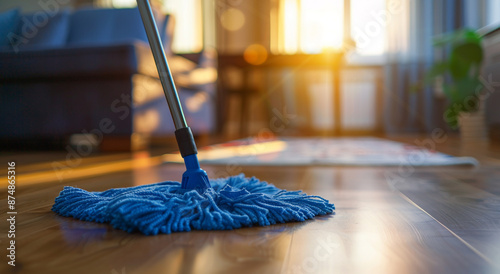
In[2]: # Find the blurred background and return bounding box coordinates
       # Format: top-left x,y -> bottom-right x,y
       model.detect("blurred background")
1,0 -> 500,152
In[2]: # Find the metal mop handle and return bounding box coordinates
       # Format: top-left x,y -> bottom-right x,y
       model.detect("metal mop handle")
136,0 -> 186,129
137,0 -> 210,190
136,0 -> 197,158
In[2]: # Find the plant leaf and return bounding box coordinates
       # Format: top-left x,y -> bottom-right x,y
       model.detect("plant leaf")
449,42 -> 483,80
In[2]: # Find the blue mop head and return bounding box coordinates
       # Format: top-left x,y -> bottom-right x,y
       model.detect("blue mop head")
52,174 -> 334,235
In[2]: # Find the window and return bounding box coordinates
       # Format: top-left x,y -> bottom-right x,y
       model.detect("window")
274,0 -> 343,54
163,0 -> 203,53
350,0 -> 385,58
272,0 -> 386,63
110,0 -> 204,53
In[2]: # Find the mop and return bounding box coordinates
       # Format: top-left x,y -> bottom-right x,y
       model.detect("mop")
52,0 -> 334,235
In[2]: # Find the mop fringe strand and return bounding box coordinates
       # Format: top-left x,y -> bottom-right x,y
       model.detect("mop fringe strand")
52,174 -> 335,235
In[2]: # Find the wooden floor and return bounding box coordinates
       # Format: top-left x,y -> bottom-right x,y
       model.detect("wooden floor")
1,137 -> 500,274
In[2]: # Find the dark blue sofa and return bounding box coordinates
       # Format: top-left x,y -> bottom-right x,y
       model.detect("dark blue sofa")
0,7 -> 216,151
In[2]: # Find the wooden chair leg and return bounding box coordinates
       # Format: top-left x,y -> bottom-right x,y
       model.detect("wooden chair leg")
239,91 -> 248,137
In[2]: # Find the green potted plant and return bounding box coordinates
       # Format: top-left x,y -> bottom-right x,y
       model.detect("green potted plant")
417,29 -> 488,142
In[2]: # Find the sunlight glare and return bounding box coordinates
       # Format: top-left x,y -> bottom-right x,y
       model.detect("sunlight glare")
281,0 -> 344,54
283,0 -> 299,54
300,0 -> 344,53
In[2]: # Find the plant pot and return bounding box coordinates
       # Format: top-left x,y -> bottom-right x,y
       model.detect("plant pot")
457,103 -> 489,144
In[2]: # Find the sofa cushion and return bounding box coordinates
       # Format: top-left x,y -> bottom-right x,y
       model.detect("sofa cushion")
67,8 -> 121,46
0,42 -> 160,81
67,8 -> 148,46
110,8 -> 150,44
0,9 -> 20,48
18,9 -> 70,50
67,8 -> 172,53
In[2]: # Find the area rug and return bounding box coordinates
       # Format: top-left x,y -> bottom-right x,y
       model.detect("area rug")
162,137 -> 478,166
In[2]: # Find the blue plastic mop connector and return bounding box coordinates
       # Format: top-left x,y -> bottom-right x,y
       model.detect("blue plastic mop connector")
181,154 -> 211,190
